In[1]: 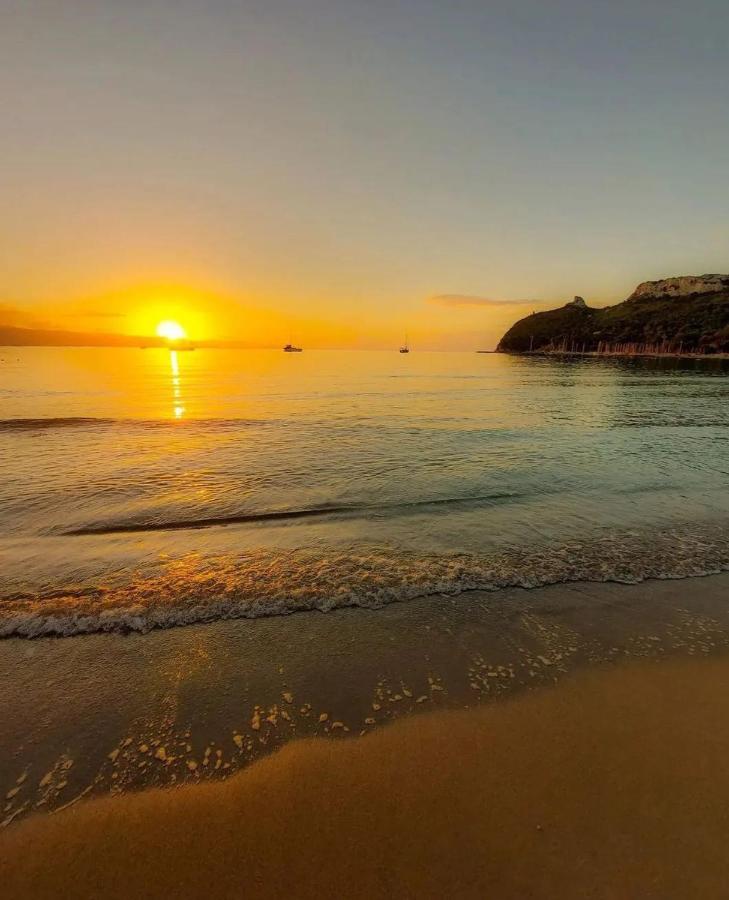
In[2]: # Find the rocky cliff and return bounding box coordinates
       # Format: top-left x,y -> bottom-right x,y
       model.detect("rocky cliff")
497,275 -> 729,354
628,275 -> 729,300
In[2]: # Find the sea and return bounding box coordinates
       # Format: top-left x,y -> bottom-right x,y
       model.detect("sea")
2,346 -> 729,639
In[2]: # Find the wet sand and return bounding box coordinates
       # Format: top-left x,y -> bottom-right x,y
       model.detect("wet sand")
3,653 -> 729,898
2,574 -> 729,826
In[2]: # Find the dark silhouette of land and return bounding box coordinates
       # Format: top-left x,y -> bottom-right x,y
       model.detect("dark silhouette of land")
0,325 -> 249,349
498,275 -> 729,355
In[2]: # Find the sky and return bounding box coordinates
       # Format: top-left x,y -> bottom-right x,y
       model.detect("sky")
1,0 -> 728,349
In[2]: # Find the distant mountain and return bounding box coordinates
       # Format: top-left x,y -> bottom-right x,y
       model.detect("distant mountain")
497,275 -> 729,354
0,325 -> 252,349
0,325 -> 165,348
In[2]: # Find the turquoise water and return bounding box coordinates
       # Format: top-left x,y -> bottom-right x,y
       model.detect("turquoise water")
2,347 -> 729,636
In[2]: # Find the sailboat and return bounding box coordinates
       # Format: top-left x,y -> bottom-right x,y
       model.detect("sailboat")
399,334 -> 410,354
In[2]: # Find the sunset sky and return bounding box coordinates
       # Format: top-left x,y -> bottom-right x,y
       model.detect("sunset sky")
2,0 -> 728,349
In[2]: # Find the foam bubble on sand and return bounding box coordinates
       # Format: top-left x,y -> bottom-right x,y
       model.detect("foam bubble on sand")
2,524 -> 729,639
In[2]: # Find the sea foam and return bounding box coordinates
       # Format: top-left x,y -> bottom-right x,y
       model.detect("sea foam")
1,524 -> 728,639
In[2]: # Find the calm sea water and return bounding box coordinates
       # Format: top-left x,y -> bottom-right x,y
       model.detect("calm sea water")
2,347 -> 729,637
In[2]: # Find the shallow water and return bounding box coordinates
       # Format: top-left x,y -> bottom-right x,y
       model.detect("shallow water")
2,347 -> 729,636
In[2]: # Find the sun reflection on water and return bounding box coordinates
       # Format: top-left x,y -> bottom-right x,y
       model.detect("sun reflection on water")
169,350 -> 185,419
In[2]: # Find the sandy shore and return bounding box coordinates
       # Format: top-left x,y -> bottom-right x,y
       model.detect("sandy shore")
3,653 -> 729,898
2,573 -> 729,829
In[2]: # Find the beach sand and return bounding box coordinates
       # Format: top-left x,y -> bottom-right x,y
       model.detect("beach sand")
2,574 -> 729,828
3,653 -> 729,898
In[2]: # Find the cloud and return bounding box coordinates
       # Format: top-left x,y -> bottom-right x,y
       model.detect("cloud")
429,294 -> 542,308
63,311 -> 127,319
0,304 -> 43,328
0,304 -> 127,331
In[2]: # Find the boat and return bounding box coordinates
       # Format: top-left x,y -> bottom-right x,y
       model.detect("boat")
399,335 -> 410,354
283,343 -> 303,353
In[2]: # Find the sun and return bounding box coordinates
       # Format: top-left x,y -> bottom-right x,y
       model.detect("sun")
156,320 -> 187,342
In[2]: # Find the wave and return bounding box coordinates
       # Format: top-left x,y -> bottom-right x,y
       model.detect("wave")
0,417 -> 117,431
0,417 -> 267,432
65,493 -> 527,535
68,506 -> 357,534
2,524 -> 729,639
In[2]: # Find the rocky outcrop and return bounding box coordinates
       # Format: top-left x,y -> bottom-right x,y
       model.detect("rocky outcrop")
497,275 -> 729,354
628,275 -> 729,301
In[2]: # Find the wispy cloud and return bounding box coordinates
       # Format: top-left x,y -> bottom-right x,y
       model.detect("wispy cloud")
63,311 -> 127,319
0,304 -> 43,328
429,294 -> 542,308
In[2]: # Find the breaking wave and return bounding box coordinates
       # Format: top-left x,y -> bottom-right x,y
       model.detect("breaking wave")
2,524 -> 729,639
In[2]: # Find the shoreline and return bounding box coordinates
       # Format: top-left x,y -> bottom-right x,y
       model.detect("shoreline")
2,572 -> 729,829
498,349 -> 729,361
5,519 -> 729,639
4,653 -> 729,897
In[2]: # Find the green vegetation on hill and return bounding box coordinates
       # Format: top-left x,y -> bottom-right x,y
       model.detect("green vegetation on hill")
497,278 -> 729,354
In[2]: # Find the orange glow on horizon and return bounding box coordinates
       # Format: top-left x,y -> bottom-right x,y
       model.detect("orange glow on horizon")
5,280 -> 519,351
